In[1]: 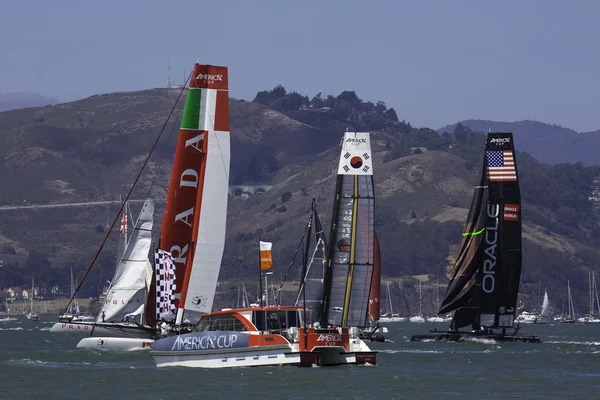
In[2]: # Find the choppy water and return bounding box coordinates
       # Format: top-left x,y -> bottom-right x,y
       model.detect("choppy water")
1,317 -> 599,399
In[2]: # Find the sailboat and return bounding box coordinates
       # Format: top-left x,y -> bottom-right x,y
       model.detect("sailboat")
411,132 -> 540,343
516,289 -> 550,324
320,131 -> 376,330
380,281 -> 405,323
583,272 -> 600,323
150,199 -> 376,368
50,200 -> 156,349
427,279 -> 446,323
409,280 -> 425,323
146,63 -> 231,331
57,268 -> 94,323
27,278 -> 39,321
560,280 -> 576,323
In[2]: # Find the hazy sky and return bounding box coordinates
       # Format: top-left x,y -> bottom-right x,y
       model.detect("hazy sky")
1,0 -> 599,132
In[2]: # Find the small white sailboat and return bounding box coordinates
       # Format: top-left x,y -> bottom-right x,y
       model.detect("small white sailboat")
560,281 -> 576,323
409,280 -> 425,323
427,278 -> 445,323
27,278 -> 39,321
516,289 -> 550,324
380,281 -> 405,323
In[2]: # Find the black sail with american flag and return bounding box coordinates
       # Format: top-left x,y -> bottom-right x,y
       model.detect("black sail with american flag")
439,132 -> 522,330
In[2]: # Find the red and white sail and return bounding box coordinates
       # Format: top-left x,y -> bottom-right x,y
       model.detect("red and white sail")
152,64 -> 230,325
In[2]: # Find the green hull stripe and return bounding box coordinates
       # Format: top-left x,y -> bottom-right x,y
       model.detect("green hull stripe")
181,88 -> 202,130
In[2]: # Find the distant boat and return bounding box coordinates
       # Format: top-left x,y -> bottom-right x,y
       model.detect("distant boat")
409,280 -> 425,323
380,281 -> 405,323
427,278 -> 446,323
0,316 -> 17,322
27,278 -> 39,321
50,199 -> 157,349
560,281 -> 576,323
583,272 -> 600,324
411,132 -> 540,343
516,289 -> 550,324
58,267 -> 94,323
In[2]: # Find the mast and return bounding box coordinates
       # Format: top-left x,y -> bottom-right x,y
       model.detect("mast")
295,206 -> 328,324
300,200 -> 315,344
30,277 -> 34,314
151,64 -> 230,327
320,132 -> 375,328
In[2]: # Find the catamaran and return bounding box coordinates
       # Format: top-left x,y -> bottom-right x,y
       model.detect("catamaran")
50,199 -> 156,350
380,281 -> 405,323
409,280 -> 425,323
150,131 -> 378,367
411,132 -> 540,343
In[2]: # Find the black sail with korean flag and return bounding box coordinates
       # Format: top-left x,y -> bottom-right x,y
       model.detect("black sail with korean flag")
321,132 -> 375,328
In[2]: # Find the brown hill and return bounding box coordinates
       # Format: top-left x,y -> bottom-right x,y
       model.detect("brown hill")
0,88 -> 599,316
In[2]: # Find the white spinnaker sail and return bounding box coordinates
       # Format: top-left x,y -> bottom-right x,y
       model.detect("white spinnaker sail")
98,199 -> 154,324
541,290 -> 550,318
183,129 -> 230,319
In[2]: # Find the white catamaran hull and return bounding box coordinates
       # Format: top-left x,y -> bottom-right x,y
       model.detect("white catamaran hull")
152,344 -> 370,368
77,337 -> 154,351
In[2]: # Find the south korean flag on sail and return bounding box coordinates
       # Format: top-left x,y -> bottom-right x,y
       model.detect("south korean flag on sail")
155,249 -> 177,321
337,132 -> 373,176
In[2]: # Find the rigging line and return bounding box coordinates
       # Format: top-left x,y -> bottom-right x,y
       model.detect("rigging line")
274,206 -> 313,303
62,71 -> 194,315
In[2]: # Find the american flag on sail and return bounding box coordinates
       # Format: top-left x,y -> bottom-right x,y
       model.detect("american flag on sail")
487,150 -> 517,181
119,213 -> 128,234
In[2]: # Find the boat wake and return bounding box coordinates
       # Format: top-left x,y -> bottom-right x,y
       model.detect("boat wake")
461,337 -> 498,345
545,340 -> 600,346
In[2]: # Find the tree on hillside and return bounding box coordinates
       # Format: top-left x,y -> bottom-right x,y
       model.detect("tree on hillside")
337,91 -> 361,108
253,85 -> 287,105
384,107 -> 399,122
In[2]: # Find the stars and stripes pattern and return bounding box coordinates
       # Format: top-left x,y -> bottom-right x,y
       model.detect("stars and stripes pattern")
119,213 -> 128,234
487,150 -> 517,181
155,249 -> 177,319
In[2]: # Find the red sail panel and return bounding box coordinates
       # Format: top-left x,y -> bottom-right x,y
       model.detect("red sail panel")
368,232 -> 381,323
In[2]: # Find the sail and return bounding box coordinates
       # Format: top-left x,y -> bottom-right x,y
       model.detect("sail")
295,209 -> 328,324
442,132 -> 522,330
439,161 -> 488,328
367,232 -> 381,323
541,290 -> 550,318
99,199 -> 154,324
321,132 -> 375,327
152,64 -> 230,326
